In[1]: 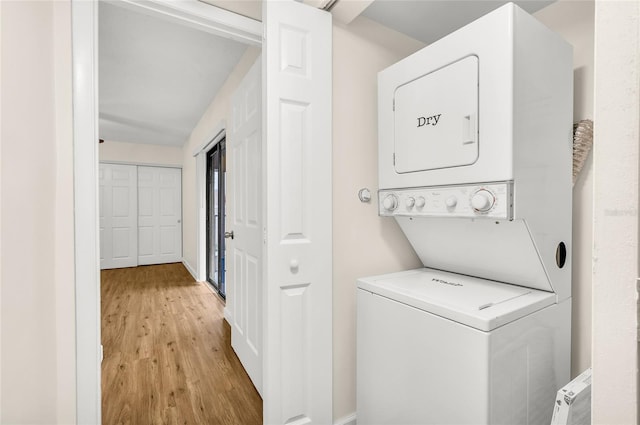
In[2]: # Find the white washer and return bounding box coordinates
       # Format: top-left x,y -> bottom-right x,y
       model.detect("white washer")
357,268 -> 571,425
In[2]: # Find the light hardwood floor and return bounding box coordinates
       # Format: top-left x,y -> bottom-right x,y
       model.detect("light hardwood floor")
101,263 -> 262,425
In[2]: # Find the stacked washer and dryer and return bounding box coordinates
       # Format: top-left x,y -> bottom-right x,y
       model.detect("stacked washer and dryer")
356,4 -> 573,425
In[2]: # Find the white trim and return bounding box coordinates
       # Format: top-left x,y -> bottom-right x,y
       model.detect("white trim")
196,152 -> 207,281
0,0 -> 3,411
334,413 -> 357,425
54,2 -> 78,420
329,0 -> 374,24
182,258 -> 199,281
224,306 -> 233,325
99,160 -> 182,169
195,125 -> 227,282
71,0 -> 101,423
302,0 -> 331,9
192,119 -> 226,156
117,0 -> 261,46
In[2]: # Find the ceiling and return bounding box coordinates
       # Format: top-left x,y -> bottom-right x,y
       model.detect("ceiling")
99,1 -> 248,146
99,0 -> 555,147
360,0 -> 554,44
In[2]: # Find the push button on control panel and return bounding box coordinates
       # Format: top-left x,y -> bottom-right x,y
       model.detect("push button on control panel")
445,196 -> 458,208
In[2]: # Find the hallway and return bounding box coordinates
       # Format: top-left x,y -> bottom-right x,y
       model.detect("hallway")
101,263 -> 262,425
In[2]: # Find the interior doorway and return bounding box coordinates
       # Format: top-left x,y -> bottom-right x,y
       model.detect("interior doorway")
73,1 -> 333,422
206,139 -> 227,298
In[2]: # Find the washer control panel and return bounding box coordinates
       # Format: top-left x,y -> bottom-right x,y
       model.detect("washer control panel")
379,182 -> 513,219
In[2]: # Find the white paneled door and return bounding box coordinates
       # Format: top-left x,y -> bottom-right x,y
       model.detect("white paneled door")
263,1 -> 333,423
138,166 -> 182,265
227,57 -> 263,395
99,164 -> 182,269
99,163 -> 138,269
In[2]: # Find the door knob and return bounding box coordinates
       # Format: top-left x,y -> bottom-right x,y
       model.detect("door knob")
224,231 -> 234,240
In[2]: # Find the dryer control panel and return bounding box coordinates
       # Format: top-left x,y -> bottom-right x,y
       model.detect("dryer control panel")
379,182 -> 513,220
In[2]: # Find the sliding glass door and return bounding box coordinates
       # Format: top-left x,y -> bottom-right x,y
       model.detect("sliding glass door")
206,140 -> 226,298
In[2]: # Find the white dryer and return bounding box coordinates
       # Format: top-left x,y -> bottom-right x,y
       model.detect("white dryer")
357,3 -> 573,425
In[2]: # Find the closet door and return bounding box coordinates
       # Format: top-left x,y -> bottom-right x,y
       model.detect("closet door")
137,166 -> 182,265
99,163 -> 138,269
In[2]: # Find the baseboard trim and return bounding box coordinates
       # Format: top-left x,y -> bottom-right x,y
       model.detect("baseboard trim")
223,306 -> 233,325
182,258 -> 198,281
335,413 -> 356,425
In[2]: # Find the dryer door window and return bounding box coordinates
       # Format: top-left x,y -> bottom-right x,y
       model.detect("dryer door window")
394,55 -> 479,174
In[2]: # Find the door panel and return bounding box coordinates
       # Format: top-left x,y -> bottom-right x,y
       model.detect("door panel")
138,227 -> 154,257
228,56 -> 263,396
263,1 -> 333,423
99,163 -> 138,269
137,166 -> 182,265
112,228 -> 132,259
138,187 -> 153,216
160,226 -> 175,254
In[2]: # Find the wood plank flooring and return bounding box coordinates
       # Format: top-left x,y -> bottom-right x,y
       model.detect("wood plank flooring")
101,263 -> 262,425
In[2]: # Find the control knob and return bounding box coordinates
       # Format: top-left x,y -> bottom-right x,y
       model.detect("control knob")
415,196 -> 426,208
382,194 -> 398,211
405,197 -> 415,209
471,189 -> 495,212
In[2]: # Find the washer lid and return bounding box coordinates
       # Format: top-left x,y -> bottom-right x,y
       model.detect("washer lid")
357,268 -> 556,331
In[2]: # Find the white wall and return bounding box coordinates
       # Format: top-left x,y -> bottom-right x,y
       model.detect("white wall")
331,16 -> 425,421
534,0 -> 595,378
0,1 -> 75,422
99,139 -> 183,167
592,1 -> 639,423
181,46 -> 260,273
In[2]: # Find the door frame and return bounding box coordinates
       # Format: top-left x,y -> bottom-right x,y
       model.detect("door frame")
71,2 -> 261,423
205,138 -> 227,296
193,123 -> 227,283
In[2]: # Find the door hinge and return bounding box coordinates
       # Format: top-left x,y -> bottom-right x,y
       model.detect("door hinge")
393,153 -> 396,165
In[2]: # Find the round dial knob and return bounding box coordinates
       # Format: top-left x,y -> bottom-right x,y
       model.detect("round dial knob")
471,189 -> 495,212
445,196 -> 457,208
415,196 -> 426,208
405,197 -> 415,209
382,194 -> 398,211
